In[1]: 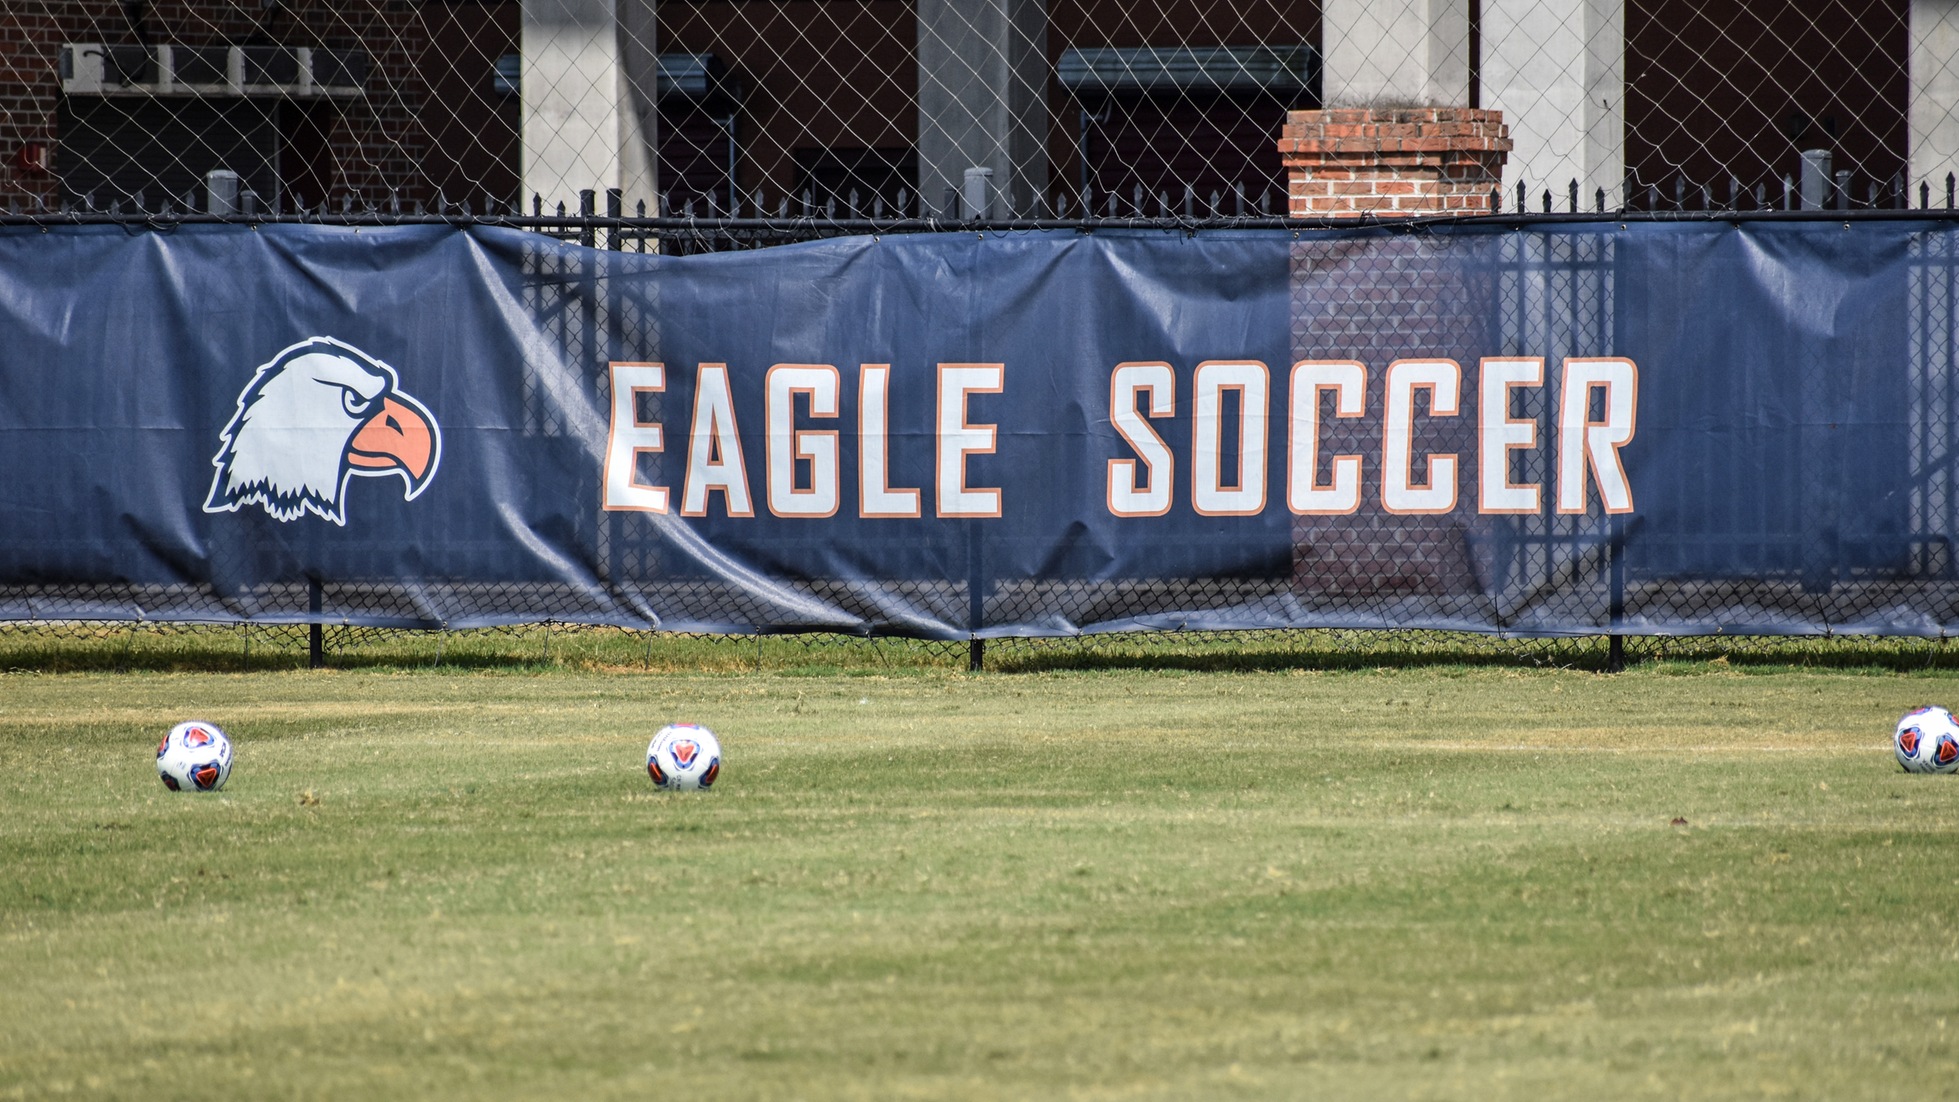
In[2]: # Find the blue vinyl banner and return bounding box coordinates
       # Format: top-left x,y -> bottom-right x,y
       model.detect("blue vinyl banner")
0,220 -> 1952,636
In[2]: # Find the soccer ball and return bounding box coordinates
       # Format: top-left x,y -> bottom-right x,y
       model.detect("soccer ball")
1894,706 -> 1959,774
646,723 -> 721,790
156,720 -> 233,792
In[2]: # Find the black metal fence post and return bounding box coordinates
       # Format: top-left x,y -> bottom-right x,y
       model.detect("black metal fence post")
967,522 -> 985,672
1607,514 -> 1626,672
307,577 -> 324,669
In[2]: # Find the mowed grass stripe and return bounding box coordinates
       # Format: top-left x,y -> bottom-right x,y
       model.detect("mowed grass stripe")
3,665 -> 1957,1100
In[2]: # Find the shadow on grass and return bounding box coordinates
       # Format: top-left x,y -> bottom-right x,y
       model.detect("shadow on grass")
0,624 -> 965,675
987,645 -> 1606,674
4,624 -> 1958,676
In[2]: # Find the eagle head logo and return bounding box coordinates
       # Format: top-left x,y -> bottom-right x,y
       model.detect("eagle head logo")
204,337 -> 441,525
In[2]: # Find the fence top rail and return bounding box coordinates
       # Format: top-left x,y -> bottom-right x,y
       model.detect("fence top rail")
6,208 -> 1959,238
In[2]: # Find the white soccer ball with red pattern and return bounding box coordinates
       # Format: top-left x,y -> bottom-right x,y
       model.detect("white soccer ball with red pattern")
1894,706 -> 1959,774
646,724 -> 721,790
157,720 -> 233,792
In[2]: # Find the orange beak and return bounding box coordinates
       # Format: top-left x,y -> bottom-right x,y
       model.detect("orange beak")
347,396 -> 436,485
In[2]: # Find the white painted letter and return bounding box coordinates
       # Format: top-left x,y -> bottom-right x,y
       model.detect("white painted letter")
766,365 -> 841,518
603,362 -> 668,513
1108,362 -> 1176,517
681,363 -> 752,517
858,364 -> 921,518
1381,359 -> 1461,515
1478,357 -> 1542,515
936,364 -> 1004,518
1556,357 -> 1638,515
1191,361 -> 1268,517
1288,360 -> 1367,515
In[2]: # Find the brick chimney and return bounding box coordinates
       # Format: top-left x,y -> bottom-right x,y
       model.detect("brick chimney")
1278,107 -> 1511,217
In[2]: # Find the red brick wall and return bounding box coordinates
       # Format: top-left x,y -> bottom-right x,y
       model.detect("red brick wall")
0,4 -> 66,207
0,1 -> 482,210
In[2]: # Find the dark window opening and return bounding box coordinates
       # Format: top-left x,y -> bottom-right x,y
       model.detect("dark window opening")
792,147 -> 917,213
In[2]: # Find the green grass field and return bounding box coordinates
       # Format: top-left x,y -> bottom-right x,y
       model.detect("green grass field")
4,660 -> 1958,1099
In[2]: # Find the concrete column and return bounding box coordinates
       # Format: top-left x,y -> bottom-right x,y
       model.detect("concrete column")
1912,0 -> 1959,193
521,0 -> 659,213
915,0 -> 1048,218
1480,0 -> 1623,205
1321,0 -> 1470,108
617,0 -> 660,208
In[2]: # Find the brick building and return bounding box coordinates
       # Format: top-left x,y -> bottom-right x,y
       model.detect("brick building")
0,0 -> 1936,217
0,0 -> 514,211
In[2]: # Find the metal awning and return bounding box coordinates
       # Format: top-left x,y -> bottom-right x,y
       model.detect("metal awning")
1056,44 -> 1316,96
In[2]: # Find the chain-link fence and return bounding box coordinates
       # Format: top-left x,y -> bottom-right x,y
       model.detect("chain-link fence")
9,4 -> 1959,670
7,2 -> 1959,226
0,221 -> 1909,638
3,216 -> 1958,661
